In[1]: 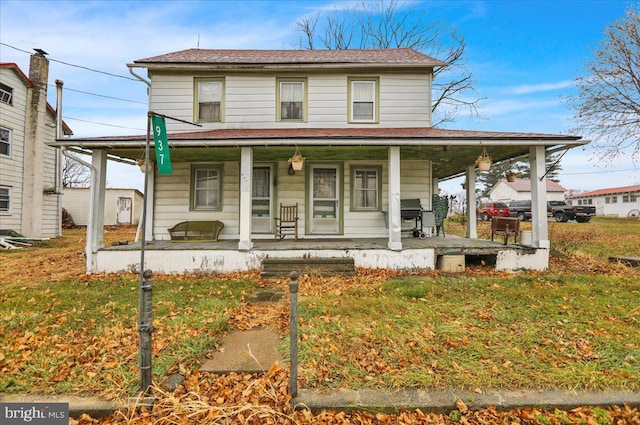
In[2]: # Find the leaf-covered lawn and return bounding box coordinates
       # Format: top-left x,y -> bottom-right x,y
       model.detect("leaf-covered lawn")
1,221 -> 639,423
295,273 -> 639,391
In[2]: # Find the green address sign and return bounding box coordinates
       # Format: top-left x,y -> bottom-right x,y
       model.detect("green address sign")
151,115 -> 172,174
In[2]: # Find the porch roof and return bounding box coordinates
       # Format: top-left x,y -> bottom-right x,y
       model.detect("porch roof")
52,127 -> 584,180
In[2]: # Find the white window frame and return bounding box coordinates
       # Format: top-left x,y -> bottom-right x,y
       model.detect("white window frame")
190,164 -> 223,211
350,166 -> 381,211
0,83 -> 12,105
277,78 -> 306,122
0,186 -> 10,214
194,78 -> 224,123
0,126 -> 11,157
348,77 -> 379,123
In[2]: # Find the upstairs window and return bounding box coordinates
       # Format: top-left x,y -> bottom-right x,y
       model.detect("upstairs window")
0,127 -> 11,156
349,78 -> 378,123
195,79 -> 223,123
277,79 -> 306,121
0,83 -> 12,105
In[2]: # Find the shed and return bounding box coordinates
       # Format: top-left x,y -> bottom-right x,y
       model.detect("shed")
62,188 -> 143,226
489,178 -> 567,203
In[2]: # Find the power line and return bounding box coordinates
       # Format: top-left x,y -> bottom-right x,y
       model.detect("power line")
561,168 -> 638,176
49,84 -> 147,104
64,116 -> 145,131
1,42 -> 141,82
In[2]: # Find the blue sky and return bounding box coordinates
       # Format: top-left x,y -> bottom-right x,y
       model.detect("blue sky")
1,0 -> 638,194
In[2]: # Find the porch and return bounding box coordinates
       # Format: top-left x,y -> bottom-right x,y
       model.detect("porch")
96,235 -> 546,274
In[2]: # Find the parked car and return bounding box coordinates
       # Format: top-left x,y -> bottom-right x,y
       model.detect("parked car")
508,200 -> 532,221
478,202 -> 510,221
547,201 -> 595,223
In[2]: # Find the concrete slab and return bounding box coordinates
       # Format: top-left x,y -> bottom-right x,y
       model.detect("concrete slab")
293,388 -> 640,414
201,328 -> 283,374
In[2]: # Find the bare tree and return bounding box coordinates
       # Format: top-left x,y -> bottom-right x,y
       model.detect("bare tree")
568,6 -> 640,163
62,156 -> 91,188
296,0 -> 482,126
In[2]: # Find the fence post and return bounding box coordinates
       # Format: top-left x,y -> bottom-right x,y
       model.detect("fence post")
139,269 -> 154,394
289,271 -> 299,397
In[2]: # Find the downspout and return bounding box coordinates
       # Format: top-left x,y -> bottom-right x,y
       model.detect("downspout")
55,80 -> 64,237
127,65 -> 151,242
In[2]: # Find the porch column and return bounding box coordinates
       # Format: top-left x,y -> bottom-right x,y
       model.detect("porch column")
86,149 -> 107,273
238,147 -> 253,251
388,146 -> 402,250
530,145 -> 550,248
465,166 -> 477,239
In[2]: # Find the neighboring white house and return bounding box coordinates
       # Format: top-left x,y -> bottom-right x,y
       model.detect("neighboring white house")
567,185 -> 640,217
53,48 -> 587,273
0,52 -> 72,238
489,178 -> 567,203
63,188 -> 144,226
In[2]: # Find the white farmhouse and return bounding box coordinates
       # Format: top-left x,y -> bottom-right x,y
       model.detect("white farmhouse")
0,51 -> 72,238
52,48 -> 587,273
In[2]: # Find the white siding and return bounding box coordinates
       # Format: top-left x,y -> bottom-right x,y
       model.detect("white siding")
149,72 -> 432,133
0,68 -> 27,233
152,158 -> 432,240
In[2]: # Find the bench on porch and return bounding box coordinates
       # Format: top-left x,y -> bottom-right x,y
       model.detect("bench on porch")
491,217 -> 520,245
168,220 -> 224,242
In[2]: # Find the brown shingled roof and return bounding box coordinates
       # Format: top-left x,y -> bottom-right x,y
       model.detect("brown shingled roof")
506,178 -> 567,193
65,127 -> 581,143
133,48 -> 447,67
568,185 -> 640,198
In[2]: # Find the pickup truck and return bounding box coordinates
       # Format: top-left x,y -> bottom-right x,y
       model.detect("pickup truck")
547,201 -> 595,223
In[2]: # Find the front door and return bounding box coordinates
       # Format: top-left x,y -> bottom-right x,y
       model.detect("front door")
309,165 -> 340,234
252,165 -> 274,233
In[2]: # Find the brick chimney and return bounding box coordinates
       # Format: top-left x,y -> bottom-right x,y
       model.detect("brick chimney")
21,49 -> 50,237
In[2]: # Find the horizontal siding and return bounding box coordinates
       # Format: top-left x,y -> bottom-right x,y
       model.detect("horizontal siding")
149,72 -> 432,132
0,69 -> 28,234
150,157 -> 432,239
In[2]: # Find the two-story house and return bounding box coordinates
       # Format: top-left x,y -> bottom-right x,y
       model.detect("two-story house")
0,51 -> 72,240
53,48 -> 586,273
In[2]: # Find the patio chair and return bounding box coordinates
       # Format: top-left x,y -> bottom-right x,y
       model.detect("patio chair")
274,203 -> 299,240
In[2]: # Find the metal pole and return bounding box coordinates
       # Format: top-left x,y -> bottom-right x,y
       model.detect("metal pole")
138,113 -> 152,394
139,269 -> 154,394
289,271 -> 299,397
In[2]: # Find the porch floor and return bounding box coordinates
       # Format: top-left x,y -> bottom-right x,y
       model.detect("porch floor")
103,235 -> 533,256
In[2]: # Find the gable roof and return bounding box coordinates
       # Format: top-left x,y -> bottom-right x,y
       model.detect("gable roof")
132,48 -> 448,69
0,62 -> 73,135
502,178 -> 567,193
568,184 -> 640,198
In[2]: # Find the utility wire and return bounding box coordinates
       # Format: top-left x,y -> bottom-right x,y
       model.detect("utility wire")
64,116 -> 145,131
1,42 -> 140,82
560,168 -> 638,176
49,84 -> 147,104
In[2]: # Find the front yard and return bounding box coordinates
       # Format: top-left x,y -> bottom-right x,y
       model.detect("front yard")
1,219 -> 639,423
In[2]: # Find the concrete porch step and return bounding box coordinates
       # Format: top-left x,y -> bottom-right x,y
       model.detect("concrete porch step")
261,257 -> 356,278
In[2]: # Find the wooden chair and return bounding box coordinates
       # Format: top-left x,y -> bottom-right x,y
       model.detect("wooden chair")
274,203 -> 299,240
491,217 -> 520,245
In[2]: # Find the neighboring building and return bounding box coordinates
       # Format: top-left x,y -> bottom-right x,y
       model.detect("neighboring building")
63,188 -> 144,226
0,52 -> 72,238
489,178 -> 567,203
53,48 -> 586,273
567,185 -> 640,217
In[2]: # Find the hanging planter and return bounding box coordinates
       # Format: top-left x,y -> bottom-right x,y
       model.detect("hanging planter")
474,148 -> 492,172
506,171 -> 517,182
461,182 -> 468,190
288,147 -> 305,171
137,159 -> 153,173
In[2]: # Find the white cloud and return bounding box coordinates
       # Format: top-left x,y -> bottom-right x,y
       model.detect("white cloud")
508,80 -> 575,95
